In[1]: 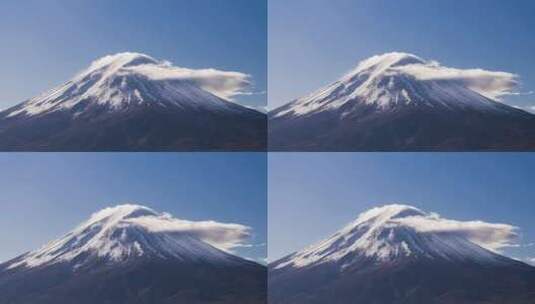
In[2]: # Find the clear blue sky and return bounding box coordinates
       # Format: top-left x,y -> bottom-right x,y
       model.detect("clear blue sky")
269,153 -> 535,263
0,0 -> 266,109
269,0 -> 535,109
0,153 -> 267,263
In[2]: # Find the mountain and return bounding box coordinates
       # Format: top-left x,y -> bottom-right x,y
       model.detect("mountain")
269,204 -> 535,304
0,205 -> 266,304
0,52 -> 266,151
269,52 -> 535,151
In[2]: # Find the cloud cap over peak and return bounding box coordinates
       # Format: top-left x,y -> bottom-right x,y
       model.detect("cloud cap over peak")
84,52 -> 253,101
122,208 -> 253,252
385,54 -> 520,100
389,206 -> 519,252
91,204 -> 253,253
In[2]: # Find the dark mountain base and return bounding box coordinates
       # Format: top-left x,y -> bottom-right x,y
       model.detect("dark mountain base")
269,259 -> 535,304
269,107 -> 535,151
0,259 -> 267,304
0,106 -> 266,151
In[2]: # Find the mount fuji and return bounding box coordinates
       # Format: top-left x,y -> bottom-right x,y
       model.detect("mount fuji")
0,52 -> 266,151
269,204 -> 535,304
0,204 -> 266,304
269,52 -> 535,151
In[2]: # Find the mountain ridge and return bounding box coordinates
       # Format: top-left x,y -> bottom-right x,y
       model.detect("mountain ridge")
269,52 -> 535,151
0,52 -> 266,151
3,53 -> 254,118
2,204 -> 249,272
268,204 -> 535,304
0,204 -> 267,304
271,204 -> 522,270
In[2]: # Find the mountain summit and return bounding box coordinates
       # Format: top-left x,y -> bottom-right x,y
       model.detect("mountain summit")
269,52 -> 535,151
271,204 -> 509,270
4,204 -> 243,270
4,53 -> 247,117
269,204 -> 535,304
0,52 -> 266,151
0,204 -> 266,304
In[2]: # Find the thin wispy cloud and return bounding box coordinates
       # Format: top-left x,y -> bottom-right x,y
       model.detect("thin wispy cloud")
235,90 -> 267,96
505,91 -> 534,96
512,104 -> 535,113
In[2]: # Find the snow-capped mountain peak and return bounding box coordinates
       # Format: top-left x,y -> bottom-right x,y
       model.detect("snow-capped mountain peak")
79,52 -> 159,76
6,52 -> 246,118
6,204 -> 241,271
272,52 -> 519,118
273,204 -> 512,270
343,52 -> 425,78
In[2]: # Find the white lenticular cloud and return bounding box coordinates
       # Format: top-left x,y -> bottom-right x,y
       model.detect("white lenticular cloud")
393,212 -> 519,252
392,60 -> 519,100
126,212 -> 252,252
124,60 -> 252,100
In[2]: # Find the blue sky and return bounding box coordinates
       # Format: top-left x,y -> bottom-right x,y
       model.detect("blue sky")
0,153 -> 267,263
0,0 -> 266,109
269,153 -> 535,263
269,0 -> 535,109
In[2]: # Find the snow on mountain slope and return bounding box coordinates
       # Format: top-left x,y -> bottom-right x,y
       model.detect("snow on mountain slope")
272,52 -> 521,118
273,204 -> 517,270
5,204 -> 250,270
5,52 -> 253,118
